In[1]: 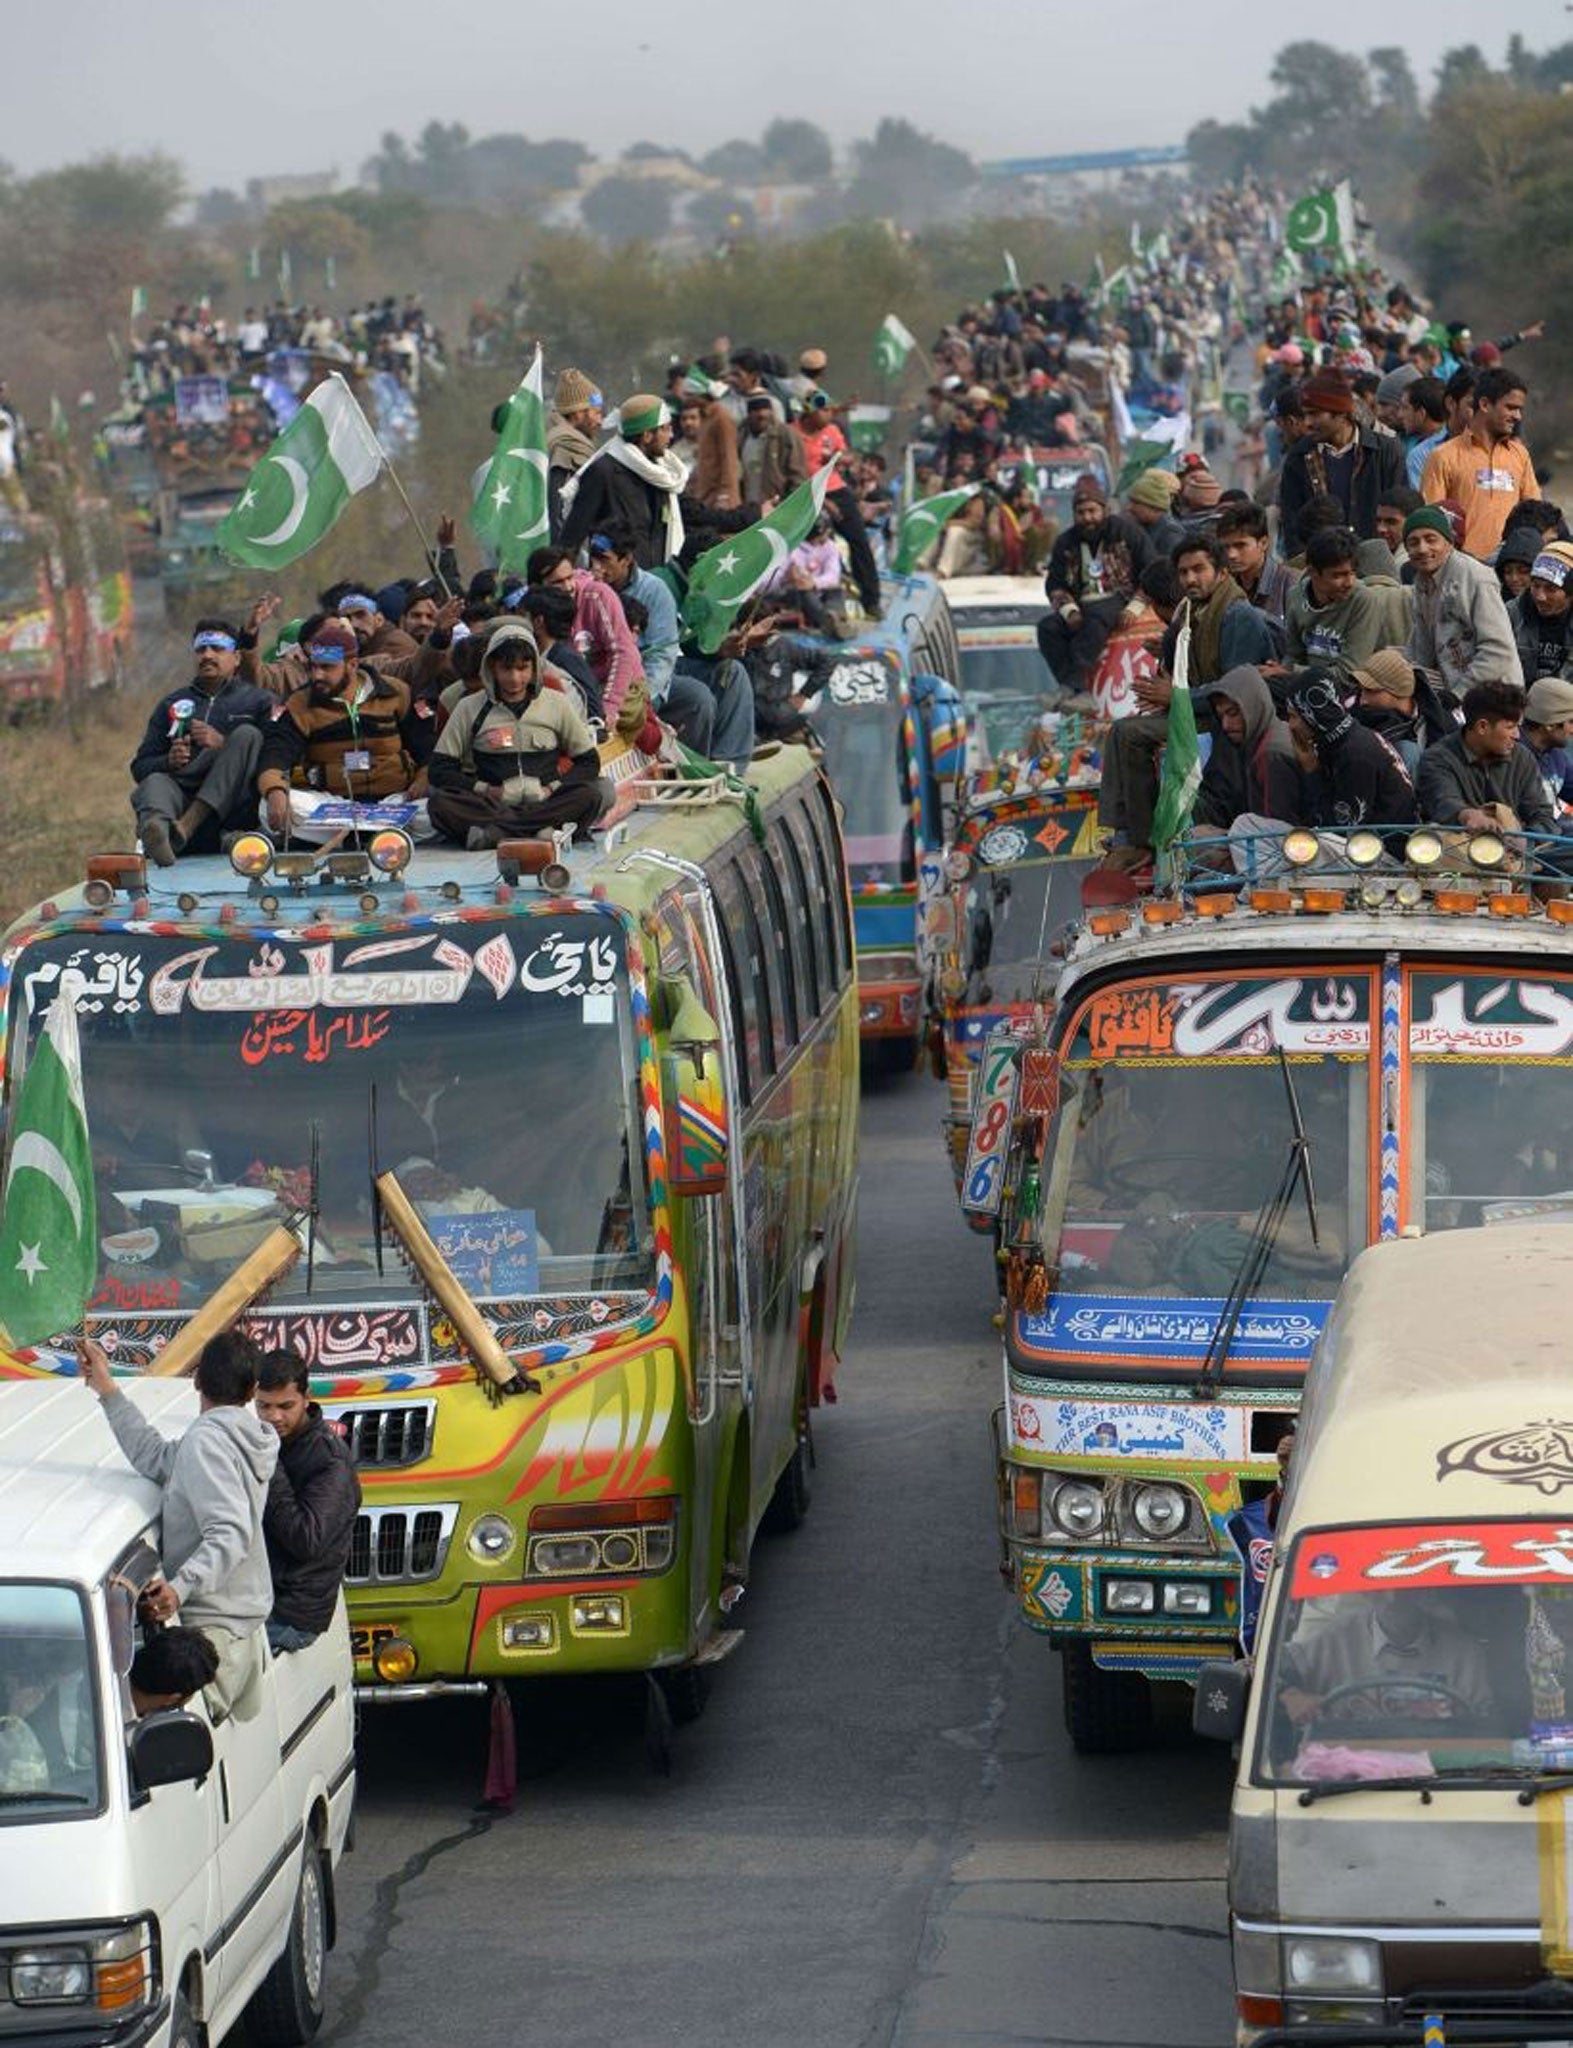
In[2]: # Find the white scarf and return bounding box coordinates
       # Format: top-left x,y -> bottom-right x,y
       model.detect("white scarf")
561,438 -> 690,560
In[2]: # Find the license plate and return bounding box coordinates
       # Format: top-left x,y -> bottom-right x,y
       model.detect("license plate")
350,1623 -> 397,1664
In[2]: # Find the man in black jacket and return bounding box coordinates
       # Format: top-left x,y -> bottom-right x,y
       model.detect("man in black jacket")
1277,368 -> 1406,546
1285,673 -> 1417,829
130,618 -> 275,864
255,1351 -> 361,1653
558,393 -> 750,567
1037,476 -> 1150,696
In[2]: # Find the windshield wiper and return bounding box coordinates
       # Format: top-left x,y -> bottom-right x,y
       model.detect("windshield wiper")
1193,1048 -> 1319,1401
1296,1772 -> 1441,1805
1297,1765 -> 1573,1806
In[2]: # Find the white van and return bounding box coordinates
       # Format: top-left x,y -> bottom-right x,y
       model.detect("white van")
0,1377 -> 355,2048
1198,1225 -> 1573,2042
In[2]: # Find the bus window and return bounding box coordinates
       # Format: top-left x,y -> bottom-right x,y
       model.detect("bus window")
772,818 -> 821,1023
741,841 -> 798,1055
786,806 -> 835,1010
805,784 -> 853,987
710,857 -> 775,1092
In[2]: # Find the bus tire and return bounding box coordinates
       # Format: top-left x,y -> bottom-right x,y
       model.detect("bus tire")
1059,1642 -> 1153,1754
764,1386 -> 812,1533
244,1839 -> 330,2046
658,1663 -> 712,1725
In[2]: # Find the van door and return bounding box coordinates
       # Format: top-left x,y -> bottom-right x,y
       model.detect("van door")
208,1640 -> 292,2007
108,1547 -> 222,2015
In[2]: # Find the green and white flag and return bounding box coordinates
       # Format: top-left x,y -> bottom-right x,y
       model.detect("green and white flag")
1222,389 -> 1252,428
129,285 -> 148,321
1003,249 -> 1022,292
470,346 -> 550,576
1284,185 -> 1352,255
1130,220 -> 1143,260
1270,247 -> 1301,295
247,244 -> 262,282
1087,251 -> 1107,307
683,461 -> 840,653
892,483 -> 978,576
218,373 -> 385,569
1151,615 -> 1200,880
0,995 -> 96,1350
1145,229 -> 1172,272
1114,437 -> 1174,496
324,253 -> 337,292
1104,263 -> 1134,312
278,247 -> 293,294
873,313 -> 917,378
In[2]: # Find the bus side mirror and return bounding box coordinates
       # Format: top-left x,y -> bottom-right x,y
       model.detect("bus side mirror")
911,673 -> 967,786
129,1710 -> 213,1792
662,1050 -> 729,1197
1192,1661 -> 1250,1743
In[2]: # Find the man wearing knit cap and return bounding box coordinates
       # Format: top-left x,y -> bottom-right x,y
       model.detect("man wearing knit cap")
790,347 -> 829,405
1509,540 -> 1573,686
1278,365 -> 1405,546
1374,363 -> 1422,431
1402,504 -> 1519,698
1348,649 -> 1441,775
1038,474 -> 1150,697
547,367 -> 604,535
1124,468 -> 1185,558
1520,675 -> 1573,826
1174,460 -> 1223,534
1421,365 -> 1537,560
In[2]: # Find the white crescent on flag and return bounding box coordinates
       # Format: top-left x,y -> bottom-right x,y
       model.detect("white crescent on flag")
6,1133 -> 83,1234
247,456 -> 312,549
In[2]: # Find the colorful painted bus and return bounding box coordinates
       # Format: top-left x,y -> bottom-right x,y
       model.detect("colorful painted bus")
807,572 -> 965,1056
0,744 -> 859,1720
989,828 -> 1573,1752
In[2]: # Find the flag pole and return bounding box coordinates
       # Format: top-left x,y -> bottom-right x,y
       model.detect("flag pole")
381,454 -> 452,598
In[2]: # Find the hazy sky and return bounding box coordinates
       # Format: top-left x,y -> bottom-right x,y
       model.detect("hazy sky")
10,0 -> 1565,192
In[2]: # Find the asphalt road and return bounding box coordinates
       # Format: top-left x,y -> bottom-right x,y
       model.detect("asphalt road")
321,1069 -> 1237,2048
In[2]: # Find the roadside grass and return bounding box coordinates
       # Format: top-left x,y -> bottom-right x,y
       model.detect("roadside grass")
0,692 -> 146,933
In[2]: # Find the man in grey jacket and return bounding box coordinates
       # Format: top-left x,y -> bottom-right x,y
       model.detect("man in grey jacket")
79,1330 -> 277,1717
1416,679 -> 1555,832
1403,506 -> 1519,699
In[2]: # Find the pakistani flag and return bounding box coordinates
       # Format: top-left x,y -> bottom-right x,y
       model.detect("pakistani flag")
1270,248 -> 1301,294
129,285 -> 148,321
218,374 -> 385,569
1003,249 -> 1022,292
0,996 -> 96,1350
1087,252 -> 1107,307
1104,263 -> 1134,312
1284,185 -> 1355,256
873,313 -> 917,378
893,483 -> 978,576
1151,616 -> 1201,880
470,348 -> 550,576
247,244 -> 262,282
683,462 -> 839,653
1222,390 -> 1252,428
1115,437 -> 1175,496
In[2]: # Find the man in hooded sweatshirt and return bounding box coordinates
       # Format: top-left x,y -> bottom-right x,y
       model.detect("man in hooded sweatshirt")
1284,673 -> 1417,831
1195,666 -> 1301,834
78,1329 -> 277,1719
426,619 -> 606,849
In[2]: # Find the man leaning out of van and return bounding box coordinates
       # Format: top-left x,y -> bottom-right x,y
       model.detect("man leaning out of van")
78,1330 -> 277,1718
255,1349 -> 361,1654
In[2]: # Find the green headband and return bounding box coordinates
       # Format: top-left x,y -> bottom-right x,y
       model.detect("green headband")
620,399 -> 669,437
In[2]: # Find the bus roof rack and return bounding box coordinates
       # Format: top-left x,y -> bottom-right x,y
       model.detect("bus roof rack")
624,776 -> 746,811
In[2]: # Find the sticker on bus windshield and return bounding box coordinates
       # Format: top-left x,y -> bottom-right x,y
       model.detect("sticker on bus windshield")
826,660 -> 891,706
1411,976 -> 1573,1058
1009,1393 -> 1247,1463
1290,1522 -> 1573,1598
1075,976 -> 1371,1062
428,1209 -> 540,1299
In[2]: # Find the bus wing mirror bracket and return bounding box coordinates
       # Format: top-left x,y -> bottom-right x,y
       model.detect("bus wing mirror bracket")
1192,1660 -> 1250,1743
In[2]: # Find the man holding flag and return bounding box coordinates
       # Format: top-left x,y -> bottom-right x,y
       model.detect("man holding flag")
0,993 -> 96,1356
471,349 -> 551,574
682,452 -> 845,661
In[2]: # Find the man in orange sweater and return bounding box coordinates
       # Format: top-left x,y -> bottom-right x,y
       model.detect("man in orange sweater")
1422,365 -> 1538,560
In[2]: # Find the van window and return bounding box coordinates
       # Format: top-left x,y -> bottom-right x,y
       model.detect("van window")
1254,1525 -> 1553,1792
0,1584 -> 101,1821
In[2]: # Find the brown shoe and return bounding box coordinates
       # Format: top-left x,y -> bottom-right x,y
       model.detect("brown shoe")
1100,843 -> 1153,874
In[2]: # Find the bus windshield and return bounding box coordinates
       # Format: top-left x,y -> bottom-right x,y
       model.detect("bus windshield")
1038,973 -> 1369,1303
811,696 -> 908,879
1257,1524 -> 1573,1789
6,914 -> 654,1325
960,856 -> 1095,1008
958,630 -> 1051,760
0,1585 -> 100,1819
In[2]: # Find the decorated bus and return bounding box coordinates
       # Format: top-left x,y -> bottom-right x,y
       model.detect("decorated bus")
806,572 -> 965,1057
0,745 -> 859,1724
988,827 -> 1573,1751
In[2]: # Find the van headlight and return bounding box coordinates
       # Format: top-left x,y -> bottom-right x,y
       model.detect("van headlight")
1048,1479 -> 1104,1538
1283,1934 -> 1382,1995
11,1950 -> 92,2002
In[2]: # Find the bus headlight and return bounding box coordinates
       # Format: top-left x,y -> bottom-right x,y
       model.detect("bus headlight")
1467,832 -> 1507,871
1048,1479 -> 1104,1538
1282,829 -> 1321,867
1405,829 -> 1444,870
1128,1483 -> 1191,1539
1345,830 -> 1384,867
368,828 -> 413,876
229,832 -> 274,878
466,1513 -> 515,1563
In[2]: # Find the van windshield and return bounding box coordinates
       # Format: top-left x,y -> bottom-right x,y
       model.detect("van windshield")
1257,1523 -> 1573,1788
0,1586 -> 100,1821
